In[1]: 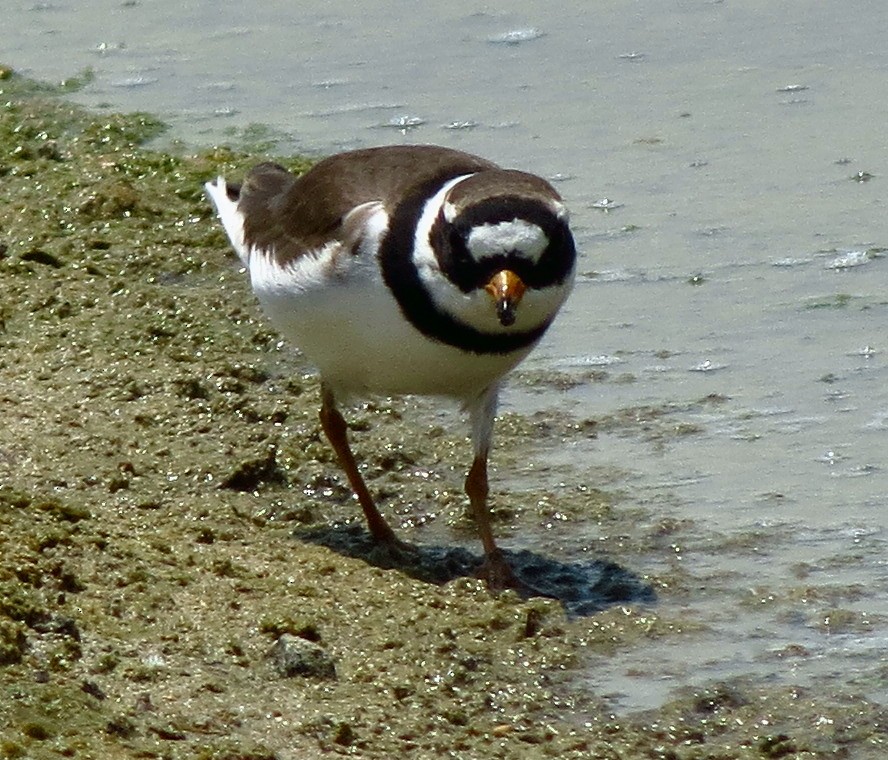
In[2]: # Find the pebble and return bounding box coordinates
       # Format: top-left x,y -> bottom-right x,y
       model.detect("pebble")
269,634 -> 336,679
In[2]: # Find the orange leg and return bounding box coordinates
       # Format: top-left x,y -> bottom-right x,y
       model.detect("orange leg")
318,383 -> 399,546
465,385 -> 522,590
465,454 -> 515,588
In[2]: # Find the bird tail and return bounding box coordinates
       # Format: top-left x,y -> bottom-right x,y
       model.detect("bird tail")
204,177 -> 249,266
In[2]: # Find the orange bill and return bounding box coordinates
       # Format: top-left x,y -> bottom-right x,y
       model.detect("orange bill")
484,269 -> 526,327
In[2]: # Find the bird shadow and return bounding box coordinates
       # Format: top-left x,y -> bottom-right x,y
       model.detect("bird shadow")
296,524 -> 655,618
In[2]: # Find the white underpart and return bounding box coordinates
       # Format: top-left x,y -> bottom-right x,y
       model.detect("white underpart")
466,218 -> 549,263
249,203 -> 390,299
467,382 -> 500,458
248,241 -> 338,296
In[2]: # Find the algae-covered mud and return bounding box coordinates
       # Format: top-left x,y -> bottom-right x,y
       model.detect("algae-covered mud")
1,70 -> 886,758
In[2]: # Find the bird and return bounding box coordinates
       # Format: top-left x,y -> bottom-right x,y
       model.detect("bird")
205,145 -> 576,590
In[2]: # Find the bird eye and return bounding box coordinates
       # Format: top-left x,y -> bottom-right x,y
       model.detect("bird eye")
449,228 -> 471,263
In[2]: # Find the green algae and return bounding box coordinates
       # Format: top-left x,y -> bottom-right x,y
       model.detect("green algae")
0,65 -> 886,758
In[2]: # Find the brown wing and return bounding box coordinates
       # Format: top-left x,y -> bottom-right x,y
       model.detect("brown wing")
239,146 -> 500,265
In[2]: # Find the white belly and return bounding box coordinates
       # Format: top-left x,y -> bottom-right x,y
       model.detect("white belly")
254,260 -> 530,401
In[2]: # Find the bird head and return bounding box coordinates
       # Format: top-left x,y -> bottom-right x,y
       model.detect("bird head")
427,170 -> 575,333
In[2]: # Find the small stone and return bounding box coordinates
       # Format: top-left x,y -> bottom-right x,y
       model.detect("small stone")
37,139 -> 63,161
269,634 -> 336,679
333,722 -> 356,746
81,680 -> 107,700
219,445 -> 284,491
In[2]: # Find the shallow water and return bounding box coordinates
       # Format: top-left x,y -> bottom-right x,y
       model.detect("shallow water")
7,0 -> 888,712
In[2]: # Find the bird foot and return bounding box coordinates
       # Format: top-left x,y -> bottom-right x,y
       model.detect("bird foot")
475,552 -> 544,597
366,533 -> 419,567
476,560 -> 511,590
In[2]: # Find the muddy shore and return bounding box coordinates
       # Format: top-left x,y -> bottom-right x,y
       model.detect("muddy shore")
0,68 -> 885,758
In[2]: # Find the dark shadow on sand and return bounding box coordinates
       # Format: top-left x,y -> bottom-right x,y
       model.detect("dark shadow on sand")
297,525 -> 656,617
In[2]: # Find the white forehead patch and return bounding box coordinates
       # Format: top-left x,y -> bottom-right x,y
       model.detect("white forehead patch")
467,219 -> 549,262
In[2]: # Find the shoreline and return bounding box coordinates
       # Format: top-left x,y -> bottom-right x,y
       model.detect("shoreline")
0,67 -> 884,759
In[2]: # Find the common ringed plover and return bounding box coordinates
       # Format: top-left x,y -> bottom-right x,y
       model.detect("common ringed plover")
205,145 -> 576,589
